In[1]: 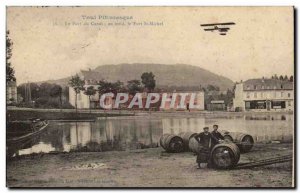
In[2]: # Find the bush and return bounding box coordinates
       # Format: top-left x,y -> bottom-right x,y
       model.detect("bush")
15,97 -> 75,109
35,97 -> 49,108
61,102 -> 75,109
7,102 -> 17,106
34,97 -> 60,108
235,107 -> 242,112
16,102 -> 35,108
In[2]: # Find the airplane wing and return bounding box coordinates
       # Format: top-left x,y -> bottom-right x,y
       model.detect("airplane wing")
204,28 -> 216,31
217,27 -> 230,30
200,22 -> 235,27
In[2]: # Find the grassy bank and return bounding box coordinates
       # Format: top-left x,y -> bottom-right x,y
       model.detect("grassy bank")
7,143 -> 293,188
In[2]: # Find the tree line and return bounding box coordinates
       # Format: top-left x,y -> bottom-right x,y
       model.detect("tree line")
6,31 -> 16,82
69,71 -> 232,112
17,83 -> 72,109
69,72 -> 156,112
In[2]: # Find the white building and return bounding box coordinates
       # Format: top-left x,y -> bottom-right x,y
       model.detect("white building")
7,81 -> 17,104
233,78 -> 294,112
69,70 -> 101,109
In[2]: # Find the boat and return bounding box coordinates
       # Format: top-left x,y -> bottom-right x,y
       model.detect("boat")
7,119 -> 49,144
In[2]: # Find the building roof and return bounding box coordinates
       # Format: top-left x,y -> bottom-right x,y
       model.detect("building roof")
243,78 -> 293,91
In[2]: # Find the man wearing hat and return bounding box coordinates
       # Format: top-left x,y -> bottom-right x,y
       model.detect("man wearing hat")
211,124 -> 225,147
194,127 -> 214,169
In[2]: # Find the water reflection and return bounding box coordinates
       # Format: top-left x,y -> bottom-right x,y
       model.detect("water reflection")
162,118 -> 205,134
7,114 -> 293,157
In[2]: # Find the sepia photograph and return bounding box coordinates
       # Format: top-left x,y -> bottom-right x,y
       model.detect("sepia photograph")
6,6 -> 295,188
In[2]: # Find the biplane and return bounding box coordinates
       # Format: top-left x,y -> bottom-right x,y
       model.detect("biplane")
200,22 -> 236,36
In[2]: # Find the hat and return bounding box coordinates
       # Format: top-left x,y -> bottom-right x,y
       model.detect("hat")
203,127 -> 209,130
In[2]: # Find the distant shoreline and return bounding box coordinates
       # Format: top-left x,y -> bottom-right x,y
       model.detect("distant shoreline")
7,107 -> 134,121
7,106 -> 293,121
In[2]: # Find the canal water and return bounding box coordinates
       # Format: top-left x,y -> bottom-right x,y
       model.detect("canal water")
7,113 -> 293,157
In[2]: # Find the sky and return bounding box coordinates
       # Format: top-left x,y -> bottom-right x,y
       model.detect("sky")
7,6 -> 294,84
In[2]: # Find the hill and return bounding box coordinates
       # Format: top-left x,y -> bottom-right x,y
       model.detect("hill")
40,63 -> 234,91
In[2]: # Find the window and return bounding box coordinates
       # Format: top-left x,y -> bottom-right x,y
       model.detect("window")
272,101 -> 286,109
288,101 -> 291,106
254,92 -> 257,98
245,101 -> 251,109
281,84 -> 283,89
262,85 -> 264,89
246,92 -> 250,98
281,92 -> 283,97
288,93 -> 291,98
246,86 -> 250,90
254,85 -> 257,90
245,101 -> 266,109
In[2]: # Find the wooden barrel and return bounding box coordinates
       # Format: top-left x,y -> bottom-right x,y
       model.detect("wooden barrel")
233,133 -> 254,153
159,134 -> 184,153
188,137 -> 203,153
178,132 -> 197,150
187,134 -> 231,153
220,131 -> 254,153
220,130 -> 234,141
210,142 -> 240,169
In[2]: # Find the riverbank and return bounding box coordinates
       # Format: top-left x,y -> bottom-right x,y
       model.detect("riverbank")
7,108 -> 135,121
7,106 -> 293,121
7,143 -> 293,188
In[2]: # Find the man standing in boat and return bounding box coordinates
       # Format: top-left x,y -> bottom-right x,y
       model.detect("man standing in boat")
194,127 -> 214,169
211,124 -> 225,147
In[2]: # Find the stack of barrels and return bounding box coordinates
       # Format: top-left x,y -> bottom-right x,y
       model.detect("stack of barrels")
160,131 -> 254,169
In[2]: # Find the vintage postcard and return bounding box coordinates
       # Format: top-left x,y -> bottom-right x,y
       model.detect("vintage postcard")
6,6 -> 294,188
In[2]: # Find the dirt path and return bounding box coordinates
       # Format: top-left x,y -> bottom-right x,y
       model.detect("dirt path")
7,143 -> 293,188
